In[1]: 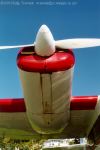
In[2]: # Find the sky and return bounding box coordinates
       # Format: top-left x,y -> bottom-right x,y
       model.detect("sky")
0,0 -> 100,98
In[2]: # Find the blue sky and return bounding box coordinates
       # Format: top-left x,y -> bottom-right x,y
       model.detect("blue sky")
0,0 -> 99,98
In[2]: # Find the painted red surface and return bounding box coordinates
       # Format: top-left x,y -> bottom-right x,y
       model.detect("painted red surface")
17,47 -> 75,73
0,99 -> 26,112
0,96 -> 97,112
70,96 -> 98,110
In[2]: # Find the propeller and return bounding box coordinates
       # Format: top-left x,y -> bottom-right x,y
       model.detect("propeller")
0,38 -> 100,51
0,44 -> 34,50
0,25 -> 100,56
55,38 -> 100,49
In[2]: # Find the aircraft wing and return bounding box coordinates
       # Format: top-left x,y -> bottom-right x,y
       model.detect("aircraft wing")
60,96 -> 100,141
0,97 -> 99,141
0,98 -> 39,139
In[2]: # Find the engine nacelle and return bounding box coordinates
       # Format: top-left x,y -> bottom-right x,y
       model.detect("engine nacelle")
17,47 -> 75,134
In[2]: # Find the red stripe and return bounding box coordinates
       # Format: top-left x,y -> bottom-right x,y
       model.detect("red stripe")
17,48 -> 75,73
70,96 -> 98,110
0,97 -> 97,112
0,99 -> 26,112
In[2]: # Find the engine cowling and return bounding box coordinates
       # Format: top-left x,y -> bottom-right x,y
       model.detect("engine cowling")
17,47 -> 75,134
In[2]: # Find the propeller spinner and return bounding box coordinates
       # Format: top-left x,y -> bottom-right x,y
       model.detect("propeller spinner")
0,25 -> 100,56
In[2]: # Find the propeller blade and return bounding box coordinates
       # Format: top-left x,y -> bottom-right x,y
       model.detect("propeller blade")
55,38 -> 100,49
0,44 -> 34,50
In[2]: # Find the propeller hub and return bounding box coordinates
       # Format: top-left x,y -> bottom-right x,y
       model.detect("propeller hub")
35,24 -> 55,56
